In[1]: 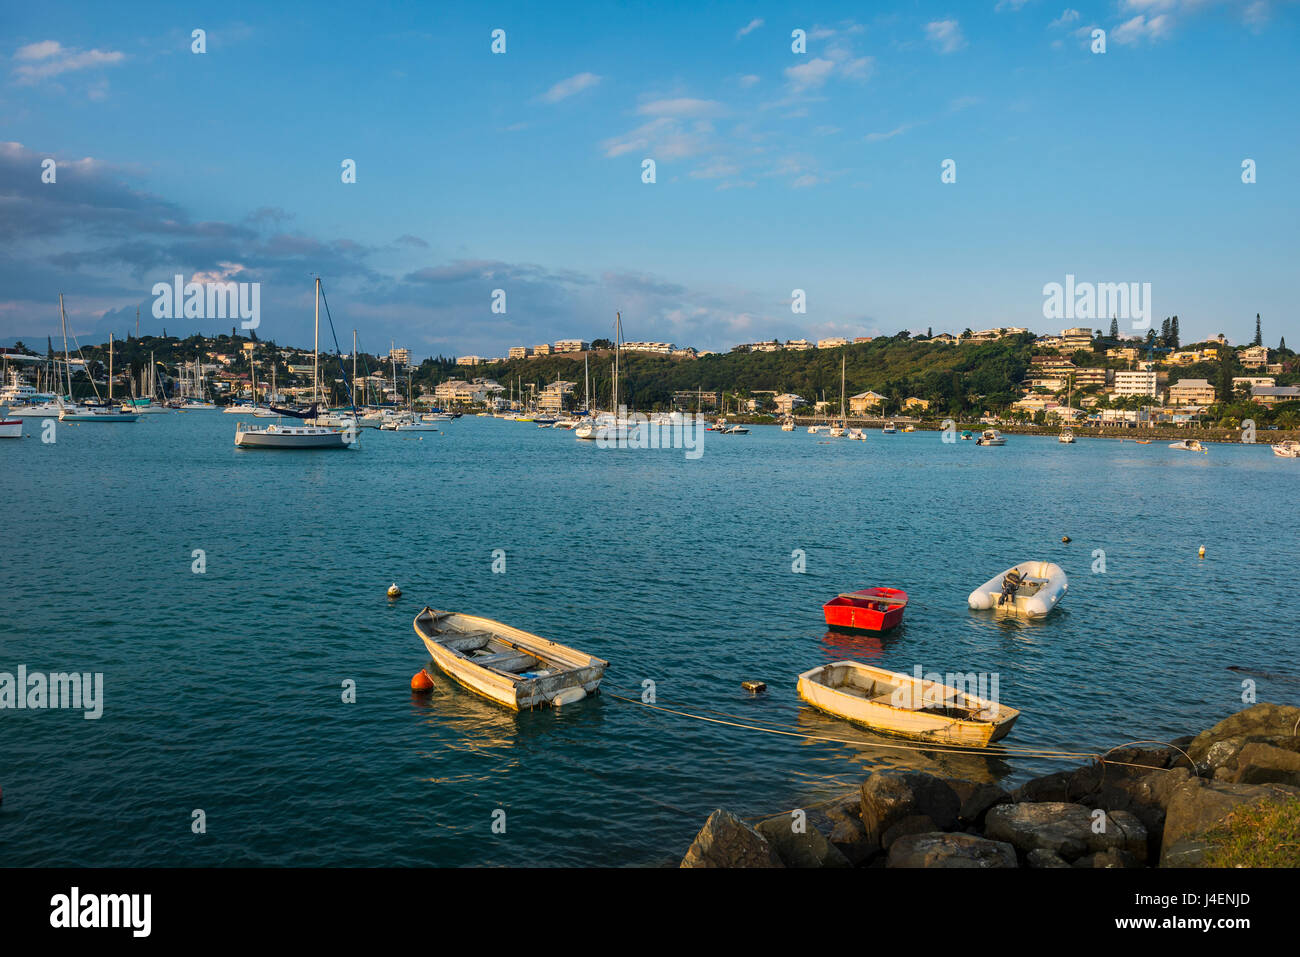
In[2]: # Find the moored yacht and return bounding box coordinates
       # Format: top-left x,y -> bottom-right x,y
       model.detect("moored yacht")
975,429 -> 1005,446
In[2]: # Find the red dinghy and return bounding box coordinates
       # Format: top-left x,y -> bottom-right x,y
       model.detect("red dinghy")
822,587 -> 909,632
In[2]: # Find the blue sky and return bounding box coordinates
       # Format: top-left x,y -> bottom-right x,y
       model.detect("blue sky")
1,1 -> 1297,357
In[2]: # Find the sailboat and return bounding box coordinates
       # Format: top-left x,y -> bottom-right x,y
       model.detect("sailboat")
235,278 -> 353,449
58,315 -> 139,422
575,312 -> 638,443
828,355 -> 847,438
1058,373 -> 1076,443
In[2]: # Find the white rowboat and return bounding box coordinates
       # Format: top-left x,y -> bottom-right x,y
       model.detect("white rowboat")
414,607 -> 608,710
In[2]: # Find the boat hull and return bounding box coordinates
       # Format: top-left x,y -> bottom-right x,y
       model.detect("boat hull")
968,561 -> 1068,618
797,661 -> 1018,747
234,425 -> 351,448
414,607 -> 607,710
823,588 -> 908,632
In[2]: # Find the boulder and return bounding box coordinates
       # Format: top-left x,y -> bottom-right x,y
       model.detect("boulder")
880,815 -> 938,849
984,802 -> 1148,863
886,832 -> 1017,869
1011,771 -> 1072,804
755,815 -> 850,868
949,779 -> 1012,826
859,773 -> 959,848
1230,742 -> 1300,787
680,809 -> 784,868
1073,848 -> 1140,868
1186,703 -> 1300,765
1159,778 -> 1300,866
1074,768 -> 1190,861
1160,837 -> 1215,868
823,796 -> 876,865
1026,848 -> 1071,868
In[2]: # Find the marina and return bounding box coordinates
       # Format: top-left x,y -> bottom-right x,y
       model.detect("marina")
3,412 -> 1296,866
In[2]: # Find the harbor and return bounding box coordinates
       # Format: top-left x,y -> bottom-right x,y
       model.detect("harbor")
2,410 -> 1296,867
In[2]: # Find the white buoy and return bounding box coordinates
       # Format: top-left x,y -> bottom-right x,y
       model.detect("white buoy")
387,582 -> 402,598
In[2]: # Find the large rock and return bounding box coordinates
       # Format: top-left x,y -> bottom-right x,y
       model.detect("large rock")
1073,768 -> 1191,862
984,802 -> 1147,863
1073,848 -> 1140,868
1229,742 -> 1300,787
1026,848 -> 1071,868
887,832 -> 1017,868
1011,771 -> 1072,804
949,779 -> 1012,826
859,773 -> 960,848
1159,778 -> 1300,866
680,809 -> 784,868
822,796 -> 876,865
755,814 -> 850,868
1186,703 -> 1300,766
880,815 -> 938,849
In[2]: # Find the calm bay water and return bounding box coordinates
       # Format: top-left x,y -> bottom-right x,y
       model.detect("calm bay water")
1,413 -> 1296,866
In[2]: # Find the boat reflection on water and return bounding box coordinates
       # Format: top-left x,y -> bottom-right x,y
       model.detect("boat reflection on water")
408,661 -> 607,769
820,629 -> 890,662
791,706 -> 1014,785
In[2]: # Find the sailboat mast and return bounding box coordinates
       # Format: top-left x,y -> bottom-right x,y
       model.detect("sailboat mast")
613,311 -> 621,414
109,333 -> 114,404
60,295 -> 72,400
840,354 -> 846,423
313,277 -> 321,406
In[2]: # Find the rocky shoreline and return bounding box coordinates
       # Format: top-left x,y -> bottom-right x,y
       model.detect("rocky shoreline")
680,703 -> 1300,868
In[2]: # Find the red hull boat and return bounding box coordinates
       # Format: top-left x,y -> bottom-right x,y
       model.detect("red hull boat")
822,587 -> 908,632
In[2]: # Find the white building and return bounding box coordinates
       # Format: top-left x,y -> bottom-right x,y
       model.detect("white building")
1113,369 -> 1159,398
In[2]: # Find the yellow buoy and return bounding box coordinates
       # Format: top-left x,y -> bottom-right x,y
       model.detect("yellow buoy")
387,582 -> 402,599
1198,546 -> 1206,558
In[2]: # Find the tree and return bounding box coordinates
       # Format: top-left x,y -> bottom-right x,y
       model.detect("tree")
1170,316 -> 1180,349
1160,318 -> 1171,345
1281,336 -> 1288,352
1109,317 -> 1119,340
1254,314 -> 1262,347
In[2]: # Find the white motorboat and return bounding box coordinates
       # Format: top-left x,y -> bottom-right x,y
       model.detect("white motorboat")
59,406 -> 139,422
848,428 -> 866,441
1170,438 -> 1207,453
976,429 -> 1005,446
882,421 -> 898,434
0,407 -> 22,439
1058,428 -> 1076,444
968,561 -> 1068,618
1272,440 -> 1300,458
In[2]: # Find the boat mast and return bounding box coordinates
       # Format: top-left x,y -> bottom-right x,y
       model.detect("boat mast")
59,295 -> 72,400
840,354 -> 846,424
313,277 -> 321,407
108,332 -> 114,404
613,312 -> 621,415
352,330 -> 357,407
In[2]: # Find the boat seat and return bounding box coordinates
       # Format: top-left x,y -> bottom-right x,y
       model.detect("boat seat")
838,593 -> 906,605
473,651 -> 538,672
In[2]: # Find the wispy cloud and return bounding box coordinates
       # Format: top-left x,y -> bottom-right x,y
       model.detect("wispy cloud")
1112,13 -> 1173,44
736,18 -> 764,38
864,125 -> 911,143
925,20 -> 967,54
11,40 -> 125,84
1049,8 -> 1081,28
539,71 -> 602,103
637,98 -> 725,118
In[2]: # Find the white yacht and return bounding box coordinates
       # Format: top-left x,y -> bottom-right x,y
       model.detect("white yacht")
1272,440 -> 1300,458
976,429 -> 1006,446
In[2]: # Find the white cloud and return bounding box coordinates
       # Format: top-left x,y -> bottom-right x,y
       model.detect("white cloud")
784,57 -> 837,91
865,125 -> 909,143
12,40 -> 125,84
737,18 -> 764,38
1112,13 -> 1173,44
1049,8 -> 1081,28
539,72 -> 602,103
637,97 -> 725,118
925,20 -> 967,54
996,0 -> 1033,10
737,74 -> 760,87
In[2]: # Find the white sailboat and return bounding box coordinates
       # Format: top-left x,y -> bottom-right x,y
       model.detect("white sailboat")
1058,374 -> 1076,443
576,312 -> 638,443
235,278 -> 352,449
828,355 -> 847,438
58,319 -> 139,422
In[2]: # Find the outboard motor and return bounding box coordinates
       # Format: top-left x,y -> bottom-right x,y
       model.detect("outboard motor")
999,569 -> 1025,607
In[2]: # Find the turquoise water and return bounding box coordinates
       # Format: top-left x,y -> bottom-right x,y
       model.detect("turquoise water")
1,414 -> 1296,866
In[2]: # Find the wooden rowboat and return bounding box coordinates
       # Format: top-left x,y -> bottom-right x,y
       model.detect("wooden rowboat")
822,587 -> 908,632
413,607 -> 608,710
797,661 -> 1018,747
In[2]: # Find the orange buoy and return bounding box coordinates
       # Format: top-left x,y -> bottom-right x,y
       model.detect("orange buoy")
411,669 -> 434,692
